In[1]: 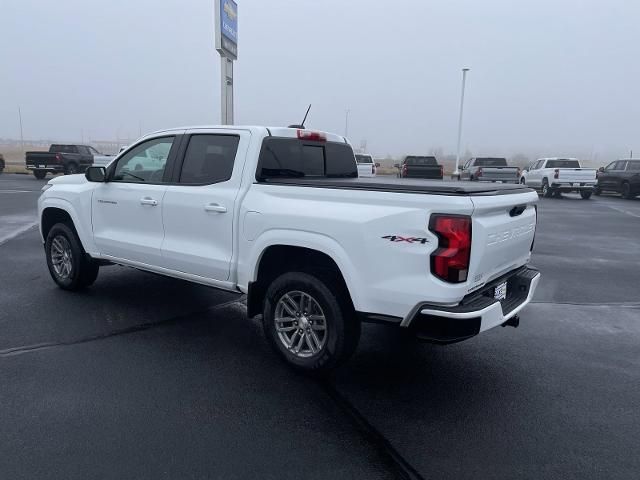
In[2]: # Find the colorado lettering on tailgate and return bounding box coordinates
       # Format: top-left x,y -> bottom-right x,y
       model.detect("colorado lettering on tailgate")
487,223 -> 535,246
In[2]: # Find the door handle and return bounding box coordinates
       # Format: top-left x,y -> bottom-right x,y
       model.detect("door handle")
140,197 -> 158,206
204,203 -> 227,213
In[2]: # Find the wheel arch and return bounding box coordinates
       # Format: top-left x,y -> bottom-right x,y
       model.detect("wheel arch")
245,240 -> 360,319
39,199 -> 95,253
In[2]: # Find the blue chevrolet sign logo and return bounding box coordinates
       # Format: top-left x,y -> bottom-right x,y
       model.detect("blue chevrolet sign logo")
221,0 -> 238,43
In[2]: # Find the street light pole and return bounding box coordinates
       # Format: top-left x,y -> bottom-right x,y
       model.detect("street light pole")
344,109 -> 350,139
453,68 -> 470,177
18,107 -> 25,155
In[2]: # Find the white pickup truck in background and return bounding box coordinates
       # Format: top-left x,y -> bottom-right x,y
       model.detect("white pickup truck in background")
355,153 -> 377,177
38,126 -> 541,372
521,158 -> 597,199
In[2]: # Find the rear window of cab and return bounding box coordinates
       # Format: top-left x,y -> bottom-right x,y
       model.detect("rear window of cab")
257,138 -> 357,180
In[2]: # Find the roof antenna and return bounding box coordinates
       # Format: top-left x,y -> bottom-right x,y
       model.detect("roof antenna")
288,104 -> 311,129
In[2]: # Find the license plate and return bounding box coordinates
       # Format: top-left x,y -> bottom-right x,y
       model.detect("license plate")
39,165 -> 46,168
494,281 -> 508,300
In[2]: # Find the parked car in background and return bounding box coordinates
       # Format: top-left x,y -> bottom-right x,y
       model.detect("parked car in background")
459,157 -> 520,183
355,154 -> 378,177
520,158 -> 597,199
595,159 -> 640,198
26,144 -> 112,179
0,154 -> 5,174
396,156 -> 443,179
38,125 -> 540,372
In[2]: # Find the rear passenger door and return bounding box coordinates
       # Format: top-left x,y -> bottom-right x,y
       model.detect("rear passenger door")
161,130 -> 249,282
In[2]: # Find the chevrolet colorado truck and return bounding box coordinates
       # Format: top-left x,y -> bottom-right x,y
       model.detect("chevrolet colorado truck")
38,126 -> 541,372
520,158 -> 597,199
26,144 -> 112,179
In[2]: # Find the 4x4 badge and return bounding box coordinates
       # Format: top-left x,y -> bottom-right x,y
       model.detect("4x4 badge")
382,236 -> 429,244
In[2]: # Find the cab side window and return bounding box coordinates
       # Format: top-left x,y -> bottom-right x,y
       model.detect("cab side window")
112,137 -> 175,183
179,135 -> 240,185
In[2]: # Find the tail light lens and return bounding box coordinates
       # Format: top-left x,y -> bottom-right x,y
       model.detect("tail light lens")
372,164 -> 375,175
477,167 -> 483,177
402,164 -> 407,177
55,153 -> 62,162
429,214 -> 472,283
517,167 -> 521,177
554,168 -> 559,179
439,165 -> 444,178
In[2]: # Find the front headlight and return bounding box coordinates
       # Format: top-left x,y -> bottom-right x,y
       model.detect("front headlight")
41,184 -> 53,192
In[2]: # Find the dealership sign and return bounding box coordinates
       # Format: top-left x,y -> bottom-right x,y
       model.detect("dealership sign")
215,0 -> 238,59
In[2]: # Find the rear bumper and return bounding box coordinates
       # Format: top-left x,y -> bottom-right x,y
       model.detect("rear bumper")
400,266 -> 540,343
551,182 -> 595,192
26,164 -> 65,172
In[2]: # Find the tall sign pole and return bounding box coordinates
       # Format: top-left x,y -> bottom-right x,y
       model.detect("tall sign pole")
215,0 -> 238,125
453,67 -> 470,177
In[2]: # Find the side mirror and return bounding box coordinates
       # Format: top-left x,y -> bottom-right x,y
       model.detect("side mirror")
394,163 -> 400,169
375,162 -> 381,168
598,167 -> 605,172
85,166 -> 107,182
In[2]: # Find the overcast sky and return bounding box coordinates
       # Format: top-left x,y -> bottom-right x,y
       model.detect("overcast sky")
1,0 -> 639,159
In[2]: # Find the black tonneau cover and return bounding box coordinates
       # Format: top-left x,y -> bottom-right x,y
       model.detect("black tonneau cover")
258,177 -> 533,196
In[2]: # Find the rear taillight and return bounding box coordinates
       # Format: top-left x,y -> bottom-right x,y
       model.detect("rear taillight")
477,167 -> 483,177
439,165 -> 444,178
517,167 -> 521,177
429,214 -> 472,283
55,153 -> 62,162
297,130 -> 326,142
372,164 -> 375,175
554,168 -> 559,179
402,164 -> 407,177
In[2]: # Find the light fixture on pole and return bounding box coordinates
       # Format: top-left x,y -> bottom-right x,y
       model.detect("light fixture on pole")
453,68 -> 470,178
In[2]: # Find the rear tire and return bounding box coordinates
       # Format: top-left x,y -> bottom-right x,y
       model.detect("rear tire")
621,182 -> 632,199
262,271 -> 360,373
594,185 -> 601,196
542,180 -> 553,198
45,223 -> 99,291
34,170 -> 47,180
580,190 -> 592,200
64,163 -> 79,175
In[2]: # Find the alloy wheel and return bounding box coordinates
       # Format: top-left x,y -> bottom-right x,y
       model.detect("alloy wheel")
274,291 -> 327,358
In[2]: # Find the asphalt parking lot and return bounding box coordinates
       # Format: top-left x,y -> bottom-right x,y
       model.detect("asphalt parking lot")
1,173 -> 639,479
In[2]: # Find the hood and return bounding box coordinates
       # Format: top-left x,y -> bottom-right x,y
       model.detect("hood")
47,174 -> 88,186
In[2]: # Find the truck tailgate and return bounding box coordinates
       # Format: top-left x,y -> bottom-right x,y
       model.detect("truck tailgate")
467,191 -> 538,291
557,169 -> 596,183
481,167 -> 519,181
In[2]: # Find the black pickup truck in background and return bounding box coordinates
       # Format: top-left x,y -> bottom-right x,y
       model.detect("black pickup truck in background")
595,159 -> 640,199
395,155 -> 443,179
25,144 -> 110,179
0,153 -> 5,174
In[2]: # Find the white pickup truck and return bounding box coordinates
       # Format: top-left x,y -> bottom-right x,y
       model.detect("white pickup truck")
38,126 -> 541,372
520,158 -> 597,199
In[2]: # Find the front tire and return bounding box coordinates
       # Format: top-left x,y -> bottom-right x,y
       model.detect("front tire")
45,223 -> 99,291
580,190 -> 592,200
262,271 -> 360,373
34,170 -> 47,180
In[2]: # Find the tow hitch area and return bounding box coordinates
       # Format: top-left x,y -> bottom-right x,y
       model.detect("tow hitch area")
502,315 -> 520,328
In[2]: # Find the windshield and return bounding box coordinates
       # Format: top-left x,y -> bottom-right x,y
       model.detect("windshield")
546,159 -> 580,168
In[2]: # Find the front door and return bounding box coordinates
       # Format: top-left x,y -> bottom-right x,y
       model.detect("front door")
161,131 -> 247,281
92,135 -> 178,266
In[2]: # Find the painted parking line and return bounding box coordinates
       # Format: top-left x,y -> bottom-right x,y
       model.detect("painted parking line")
0,217 -> 38,246
603,204 -> 640,219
